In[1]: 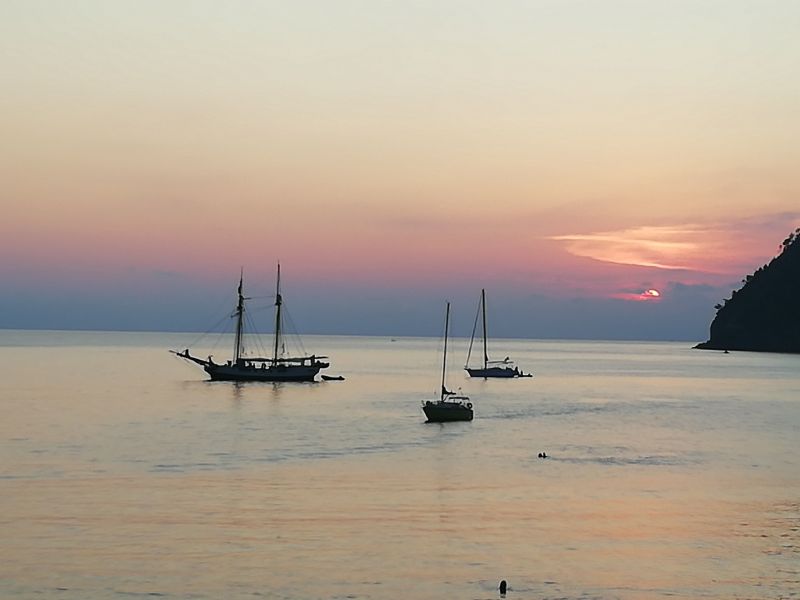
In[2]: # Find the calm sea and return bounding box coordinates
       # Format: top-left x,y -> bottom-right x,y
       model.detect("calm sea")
1,330 -> 798,600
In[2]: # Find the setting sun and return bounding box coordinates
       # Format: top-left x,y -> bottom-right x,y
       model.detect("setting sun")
612,288 -> 663,302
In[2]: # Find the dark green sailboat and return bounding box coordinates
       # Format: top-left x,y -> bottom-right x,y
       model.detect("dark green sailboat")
422,301 -> 473,423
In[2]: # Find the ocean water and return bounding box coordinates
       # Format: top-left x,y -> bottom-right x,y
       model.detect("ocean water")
0,330 -> 798,600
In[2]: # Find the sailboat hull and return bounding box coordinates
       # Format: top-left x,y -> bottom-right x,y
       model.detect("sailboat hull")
205,362 -> 327,382
466,366 -> 523,378
423,400 -> 474,423
465,289 -> 531,379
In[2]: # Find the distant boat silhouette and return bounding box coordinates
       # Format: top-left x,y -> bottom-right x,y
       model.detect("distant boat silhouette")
321,375 -> 345,381
464,289 -> 532,378
172,264 -> 330,382
422,302 -> 474,423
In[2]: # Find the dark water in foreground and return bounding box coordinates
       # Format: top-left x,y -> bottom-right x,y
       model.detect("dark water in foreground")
1,331 -> 798,599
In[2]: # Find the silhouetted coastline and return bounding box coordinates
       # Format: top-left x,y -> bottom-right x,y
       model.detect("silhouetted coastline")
696,229 -> 800,354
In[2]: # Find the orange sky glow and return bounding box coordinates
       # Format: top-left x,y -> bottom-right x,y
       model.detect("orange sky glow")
1,2 -> 799,335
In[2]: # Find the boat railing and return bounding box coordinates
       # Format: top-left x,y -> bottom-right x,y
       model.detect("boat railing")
487,358 -> 515,366
241,355 -> 328,363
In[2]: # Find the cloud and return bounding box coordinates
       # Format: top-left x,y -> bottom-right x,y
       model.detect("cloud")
550,213 -> 800,275
552,225 -> 705,270
612,288 -> 662,302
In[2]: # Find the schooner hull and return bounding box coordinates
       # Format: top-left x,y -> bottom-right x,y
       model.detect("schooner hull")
205,363 -> 326,382
173,267 -> 333,384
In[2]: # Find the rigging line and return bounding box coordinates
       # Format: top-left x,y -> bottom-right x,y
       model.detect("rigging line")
252,324 -> 270,360
277,305 -> 285,358
177,281 -> 242,351
241,311 -> 256,356
180,314 -> 226,350
179,286 -> 239,350
282,305 -> 308,357
434,302 -> 447,382
465,293 -> 481,368
441,302 -> 454,397
250,311 -> 270,359
248,303 -> 274,313
245,306 -> 272,359
244,302 -> 272,358
211,306 -> 243,356
209,326 -> 227,354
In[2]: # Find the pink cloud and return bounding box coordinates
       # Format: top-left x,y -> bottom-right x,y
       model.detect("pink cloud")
612,288 -> 663,302
551,214 -> 800,278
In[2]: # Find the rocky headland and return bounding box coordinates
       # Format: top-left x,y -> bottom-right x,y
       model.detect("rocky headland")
695,229 -> 800,353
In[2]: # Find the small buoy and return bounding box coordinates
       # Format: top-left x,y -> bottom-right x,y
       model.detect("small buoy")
499,579 -> 507,594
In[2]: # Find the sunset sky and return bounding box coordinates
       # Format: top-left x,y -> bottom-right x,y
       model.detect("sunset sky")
2,1 -> 799,339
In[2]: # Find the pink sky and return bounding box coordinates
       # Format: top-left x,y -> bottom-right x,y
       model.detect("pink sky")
2,2 -> 799,336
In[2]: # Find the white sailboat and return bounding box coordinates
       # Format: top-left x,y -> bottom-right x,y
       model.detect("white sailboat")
173,264 -> 330,382
422,301 -> 474,422
464,289 -> 532,378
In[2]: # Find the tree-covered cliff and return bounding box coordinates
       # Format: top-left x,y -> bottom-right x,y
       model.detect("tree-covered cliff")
696,229 -> 800,353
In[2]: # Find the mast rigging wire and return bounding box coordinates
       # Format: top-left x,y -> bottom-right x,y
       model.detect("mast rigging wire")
465,293 -> 482,368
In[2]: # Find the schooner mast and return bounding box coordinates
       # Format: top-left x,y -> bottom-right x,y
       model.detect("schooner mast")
233,271 -> 246,365
273,263 -> 283,364
441,301 -> 451,401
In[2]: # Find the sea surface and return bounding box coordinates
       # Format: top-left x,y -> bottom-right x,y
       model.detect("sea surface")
1,330 -> 798,600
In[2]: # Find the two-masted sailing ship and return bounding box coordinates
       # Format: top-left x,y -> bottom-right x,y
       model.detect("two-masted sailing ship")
422,302 -> 474,423
173,265 -> 329,382
464,289 -> 532,378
